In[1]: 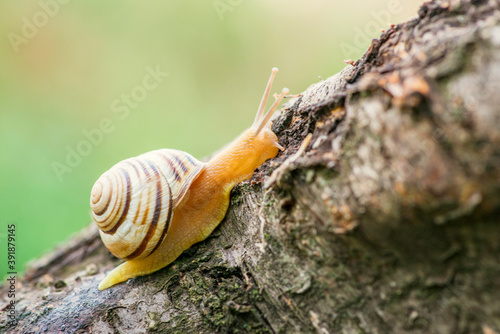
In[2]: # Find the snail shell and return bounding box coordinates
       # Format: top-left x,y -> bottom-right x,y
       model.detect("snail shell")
90,149 -> 205,260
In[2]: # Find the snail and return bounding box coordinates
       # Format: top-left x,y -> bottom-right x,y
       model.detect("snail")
90,68 -> 288,290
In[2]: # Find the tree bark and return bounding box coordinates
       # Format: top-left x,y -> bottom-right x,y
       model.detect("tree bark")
2,0 -> 500,333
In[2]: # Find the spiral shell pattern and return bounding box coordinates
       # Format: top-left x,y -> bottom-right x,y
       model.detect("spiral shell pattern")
90,149 -> 205,260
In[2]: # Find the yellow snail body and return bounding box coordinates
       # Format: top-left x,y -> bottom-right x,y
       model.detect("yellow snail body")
91,68 -> 288,290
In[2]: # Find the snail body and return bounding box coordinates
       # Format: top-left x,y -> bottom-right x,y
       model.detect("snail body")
91,68 -> 288,290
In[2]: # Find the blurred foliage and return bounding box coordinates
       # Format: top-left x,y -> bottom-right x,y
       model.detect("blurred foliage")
0,0 -> 420,277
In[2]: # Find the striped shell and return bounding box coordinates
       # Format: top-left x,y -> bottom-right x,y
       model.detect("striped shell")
90,149 -> 205,260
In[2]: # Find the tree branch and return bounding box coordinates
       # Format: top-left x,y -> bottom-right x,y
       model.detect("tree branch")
2,0 -> 500,333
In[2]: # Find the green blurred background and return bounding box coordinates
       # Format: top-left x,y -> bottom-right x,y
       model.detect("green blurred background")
0,1 -> 420,278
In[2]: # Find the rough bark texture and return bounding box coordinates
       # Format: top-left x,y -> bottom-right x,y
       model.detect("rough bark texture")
2,0 -> 500,333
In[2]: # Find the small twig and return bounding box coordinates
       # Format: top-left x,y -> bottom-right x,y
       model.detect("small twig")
264,133 -> 313,189
256,134 -> 313,252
